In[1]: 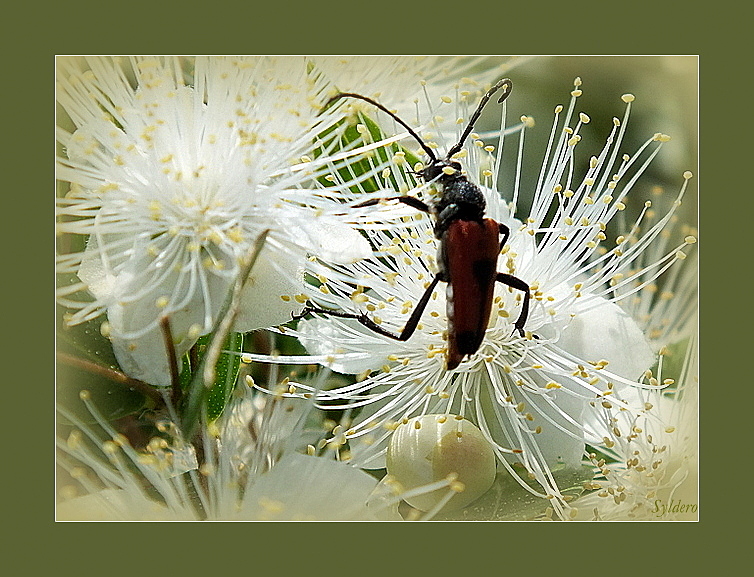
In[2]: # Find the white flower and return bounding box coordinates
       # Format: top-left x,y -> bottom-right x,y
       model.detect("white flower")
573,336 -> 698,521
56,56 -> 377,385
268,78 -> 696,519
312,55 -> 524,131
56,379 -> 414,521
572,219 -> 698,521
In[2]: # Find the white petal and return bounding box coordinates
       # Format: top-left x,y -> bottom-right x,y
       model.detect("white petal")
103,295 -> 207,385
520,379 -> 587,469
556,296 -> 655,381
293,219 -> 372,264
233,245 -> 306,332
551,296 -> 657,447
106,265 -> 230,385
479,379 -> 586,470
297,317 -> 388,374
237,453 -> 399,520
77,232 -> 133,302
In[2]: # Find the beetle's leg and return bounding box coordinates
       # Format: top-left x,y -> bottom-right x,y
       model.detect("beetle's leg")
292,274 -> 442,342
437,203 -> 460,222
497,222 -> 510,251
434,203 -> 460,236
496,272 -> 531,336
352,195 -> 431,213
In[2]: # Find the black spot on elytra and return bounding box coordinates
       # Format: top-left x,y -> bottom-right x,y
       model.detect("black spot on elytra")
456,330 -> 483,355
472,258 -> 496,286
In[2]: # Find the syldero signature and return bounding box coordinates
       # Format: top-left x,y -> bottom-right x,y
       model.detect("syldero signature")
652,499 -> 698,518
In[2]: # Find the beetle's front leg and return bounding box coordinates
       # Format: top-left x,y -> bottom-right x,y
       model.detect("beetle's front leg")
352,196 -> 431,213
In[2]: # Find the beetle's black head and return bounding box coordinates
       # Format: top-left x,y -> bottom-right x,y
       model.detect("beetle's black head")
420,159 -> 463,184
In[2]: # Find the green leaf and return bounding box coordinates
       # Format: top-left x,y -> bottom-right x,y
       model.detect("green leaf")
177,332 -> 244,424
200,332 -> 244,421
314,112 -> 422,196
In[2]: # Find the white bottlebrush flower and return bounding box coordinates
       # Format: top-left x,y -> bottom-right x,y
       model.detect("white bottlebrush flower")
614,202 -> 698,349
311,55 -> 525,130
57,375 -> 435,521
56,56 -> 379,386
573,336 -> 698,521
266,78 -> 696,519
572,217 -> 698,521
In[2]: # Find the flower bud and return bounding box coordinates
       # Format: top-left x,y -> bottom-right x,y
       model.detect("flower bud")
386,415 -> 496,511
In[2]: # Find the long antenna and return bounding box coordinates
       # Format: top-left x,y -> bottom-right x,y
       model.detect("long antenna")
326,92 -> 438,162
445,78 -> 512,160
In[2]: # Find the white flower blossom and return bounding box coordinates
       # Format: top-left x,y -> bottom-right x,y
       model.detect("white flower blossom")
56,378 -> 423,521
56,56 -> 379,386
572,335 -> 698,521
312,56 -> 525,132
259,78 -> 696,519
573,215 -> 698,521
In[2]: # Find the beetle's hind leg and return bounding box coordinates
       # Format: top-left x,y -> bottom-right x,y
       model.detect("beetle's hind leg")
496,272 -> 532,337
292,274 -> 442,342
497,222 -> 510,251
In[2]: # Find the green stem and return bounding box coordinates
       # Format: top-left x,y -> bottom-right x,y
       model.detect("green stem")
180,230 -> 270,440
56,351 -> 163,404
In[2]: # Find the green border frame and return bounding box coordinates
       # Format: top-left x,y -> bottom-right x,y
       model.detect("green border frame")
7,0 -> 740,572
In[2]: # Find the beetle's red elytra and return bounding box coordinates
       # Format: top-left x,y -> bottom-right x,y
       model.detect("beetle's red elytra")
442,218 -> 500,369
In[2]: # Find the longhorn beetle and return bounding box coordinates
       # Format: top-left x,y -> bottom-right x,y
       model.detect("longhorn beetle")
297,78 -> 532,370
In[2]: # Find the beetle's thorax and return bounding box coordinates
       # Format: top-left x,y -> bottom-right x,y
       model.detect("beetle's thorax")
425,160 -> 487,237
433,179 -> 486,217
